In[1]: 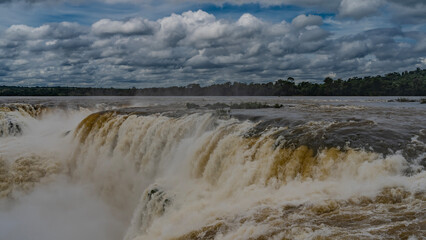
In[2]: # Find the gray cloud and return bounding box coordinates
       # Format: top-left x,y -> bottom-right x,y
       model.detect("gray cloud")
5,22 -> 87,40
0,0 -> 425,23
291,14 -> 323,29
338,0 -> 384,20
388,2 -> 426,24
92,18 -> 159,36
388,0 -> 426,7
0,10 -> 425,87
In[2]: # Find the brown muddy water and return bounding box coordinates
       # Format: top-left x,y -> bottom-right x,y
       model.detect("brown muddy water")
0,96 -> 425,240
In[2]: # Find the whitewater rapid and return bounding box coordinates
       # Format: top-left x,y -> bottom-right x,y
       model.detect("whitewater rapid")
0,97 -> 425,240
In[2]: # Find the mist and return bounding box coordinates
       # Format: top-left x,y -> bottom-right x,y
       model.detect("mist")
0,177 -> 126,240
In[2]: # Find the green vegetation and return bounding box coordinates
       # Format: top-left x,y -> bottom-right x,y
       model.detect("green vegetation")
189,102 -> 284,110
1,68 -> 425,96
229,102 -> 283,109
186,103 -> 200,109
395,98 -> 417,102
204,103 -> 230,109
388,98 -> 424,103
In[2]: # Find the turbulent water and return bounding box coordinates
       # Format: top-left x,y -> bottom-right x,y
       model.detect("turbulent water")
0,96 -> 425,240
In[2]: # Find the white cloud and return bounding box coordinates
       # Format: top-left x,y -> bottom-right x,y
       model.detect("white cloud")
237,13 -> 263,28
6,24 -> 51,40
325,72 -> 336,78
92,18 -> 158,36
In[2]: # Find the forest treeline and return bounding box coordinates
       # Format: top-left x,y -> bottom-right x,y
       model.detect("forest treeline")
1,68 -> 425,96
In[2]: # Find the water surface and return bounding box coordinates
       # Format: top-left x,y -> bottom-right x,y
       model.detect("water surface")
0,96 -> 424,240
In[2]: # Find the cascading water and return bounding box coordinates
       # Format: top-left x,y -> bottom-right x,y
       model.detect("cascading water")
0,97 -> 425,240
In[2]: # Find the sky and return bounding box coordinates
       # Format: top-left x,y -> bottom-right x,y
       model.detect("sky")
0,0 -> 425,87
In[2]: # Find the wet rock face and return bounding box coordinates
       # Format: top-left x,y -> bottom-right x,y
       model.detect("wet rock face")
146,187 -> 172,212
124,184 -> 172,240
0,103 -> 41,137
0,116 -> 23,137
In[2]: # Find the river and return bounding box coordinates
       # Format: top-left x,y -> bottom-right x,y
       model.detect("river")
0,96 -> 425,240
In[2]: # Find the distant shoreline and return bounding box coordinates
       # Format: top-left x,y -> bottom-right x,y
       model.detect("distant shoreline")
1,68 -> 425,96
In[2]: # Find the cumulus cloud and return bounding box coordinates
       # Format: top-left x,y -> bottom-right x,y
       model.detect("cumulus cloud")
291,14 -> 323,29
0,10 -> 424,87
338,0 -> 384,20
5,25 -> 51,40
6,22 -> 86,40
92,18 -> 158,36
